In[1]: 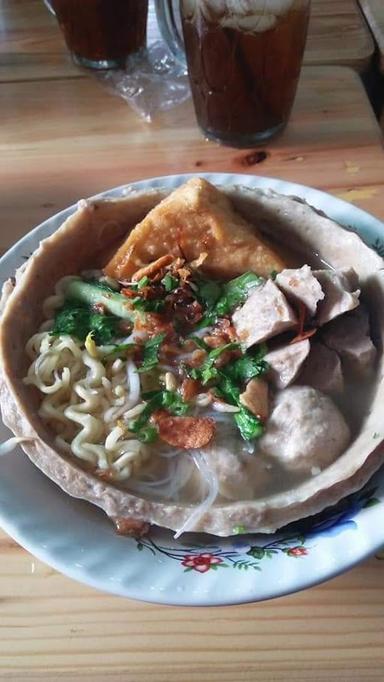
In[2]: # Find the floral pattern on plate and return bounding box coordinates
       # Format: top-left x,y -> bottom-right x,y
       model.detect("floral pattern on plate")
1,172 -> 384,604
135,485 -> 380,574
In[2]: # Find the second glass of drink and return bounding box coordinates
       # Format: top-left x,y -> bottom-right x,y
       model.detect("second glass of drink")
156,0 -> 311,147
50,0 -> 148,70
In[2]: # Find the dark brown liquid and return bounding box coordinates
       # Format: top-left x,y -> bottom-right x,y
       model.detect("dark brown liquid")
51,0 -> 148,64
181,3 -> 310,145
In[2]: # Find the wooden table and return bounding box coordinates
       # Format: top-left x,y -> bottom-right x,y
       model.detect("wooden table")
0,0 -> 374,82
308,0 -> 374,70
358,0 -> 384,129
1,2 -> 384,680
359,0 -> 384,72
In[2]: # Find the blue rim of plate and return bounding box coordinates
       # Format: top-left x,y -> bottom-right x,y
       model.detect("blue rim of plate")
0,172 -> 383,606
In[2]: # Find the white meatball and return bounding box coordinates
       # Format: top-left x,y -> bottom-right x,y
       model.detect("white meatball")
205,446 -> 270,501
259,386 -> 350,473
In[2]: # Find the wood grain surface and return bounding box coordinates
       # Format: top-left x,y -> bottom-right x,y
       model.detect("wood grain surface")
1,67 -> 384,254
1,1 -> 384,679
0,547 -> 383,681
308,0 -> 374,70
0,0 -> 374,83
359,0 -> 384,72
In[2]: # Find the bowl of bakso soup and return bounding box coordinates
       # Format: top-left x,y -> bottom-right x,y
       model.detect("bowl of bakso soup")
1,175 -> 383,603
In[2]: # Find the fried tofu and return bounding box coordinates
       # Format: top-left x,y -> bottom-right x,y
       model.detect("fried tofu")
104,178 -> 286,281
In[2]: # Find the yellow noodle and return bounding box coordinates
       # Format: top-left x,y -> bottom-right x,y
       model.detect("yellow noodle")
23,275 -> 149,480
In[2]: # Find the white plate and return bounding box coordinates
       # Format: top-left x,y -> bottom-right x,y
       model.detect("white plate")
1,172 -> 383,606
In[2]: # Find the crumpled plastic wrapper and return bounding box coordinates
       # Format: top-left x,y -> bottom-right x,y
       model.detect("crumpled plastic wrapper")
46,0 -> 190,121
97,0 -> 190,122
99,40 -> 190,122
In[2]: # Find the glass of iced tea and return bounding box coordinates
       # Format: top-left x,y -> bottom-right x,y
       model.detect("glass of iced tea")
50,0 -> 148,69
155,0 -> 310,146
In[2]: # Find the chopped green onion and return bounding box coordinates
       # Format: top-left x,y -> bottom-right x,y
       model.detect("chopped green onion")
136,425 -> 158,443
215,272 -> 263,316
138,333 -> 166,373
64,279 -> 133,320
188,336 -> 210,351
132,298 -> 165,313
162,273 -> 179,292
189,342 -> 241,385
196,279 -> 222,309
137,276 -> 150,289
128,390 -> 189,432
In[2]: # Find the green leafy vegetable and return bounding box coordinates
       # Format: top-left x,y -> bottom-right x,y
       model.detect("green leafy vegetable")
224,356 -> 268,383
215,372 -> 240,406
128,394 -> 164,432
128,390 -> 189,432
215,272 -> 263,316
138,334 -> 166,373
234,405 -> 264,441
52,304 -> 90,341
103,342 -> 136,359
196,279 -> 222,310
52,303 -> 119,344
64,279 -> 133,320
140,389 -> 188,416
189,342 -> 241,385
214,347 -> 267,441
161,273 -> 179,292
194,311 -> 218,329
215,373 -> 265,442
188,336 -> 209,351
194,271 -> 261,326
141,389 -> 162,400
87,314 -> 120,345
222,346 -> 268,384
131,297 -> 165,313
161,390 -> 189,415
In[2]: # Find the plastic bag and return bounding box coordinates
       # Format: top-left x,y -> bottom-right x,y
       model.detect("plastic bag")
98,2 -> 190,122
100,41 -> 190,122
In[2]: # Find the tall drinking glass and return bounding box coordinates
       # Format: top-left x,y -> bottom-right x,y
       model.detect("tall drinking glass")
156,0 -> 310,147
50,0 -> 148,70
